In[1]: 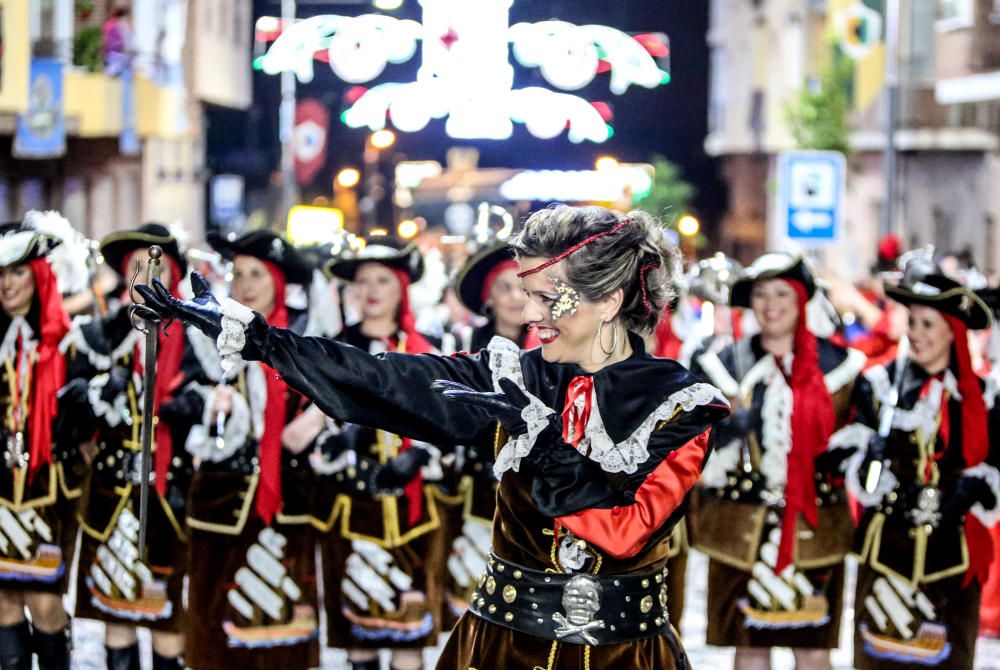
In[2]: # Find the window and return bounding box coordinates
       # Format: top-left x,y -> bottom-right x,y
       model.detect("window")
937,0 -> 974,31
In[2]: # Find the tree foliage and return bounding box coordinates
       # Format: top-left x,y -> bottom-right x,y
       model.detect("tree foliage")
634,155 -> 696,226
785,57 -> 853,154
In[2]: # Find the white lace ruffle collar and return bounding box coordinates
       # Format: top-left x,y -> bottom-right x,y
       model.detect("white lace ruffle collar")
489,336 -> 724,477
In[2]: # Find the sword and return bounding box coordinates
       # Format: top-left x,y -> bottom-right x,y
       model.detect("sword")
864,336 -> 910,493
128,245 -> 163,558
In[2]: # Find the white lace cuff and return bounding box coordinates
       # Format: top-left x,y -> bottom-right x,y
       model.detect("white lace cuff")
827,423 -> 875,460
86,372 -> 141,428
964,462 -> 1000,528
845,448 -> 898,508
218,298 -> 255,375
185,386 -> 250,463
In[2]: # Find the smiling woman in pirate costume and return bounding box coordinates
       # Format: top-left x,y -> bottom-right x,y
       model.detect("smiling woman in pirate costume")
310,235 -> 452,670
831,256 -> 1000,670
179,230 -> 320,670
687,251 -> 865,670
58,223 -> 204,670
0,222 -> 81,670
136,204 -> 730,669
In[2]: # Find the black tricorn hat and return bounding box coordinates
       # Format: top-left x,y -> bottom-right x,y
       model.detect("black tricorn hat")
729,251 -> 816,308
885,261 -> 993,330
207,229 -> 312,285
455,243 -> 517,314
324,235 -> 423,283
0,222 -> 61,267
100,222 -> 187,278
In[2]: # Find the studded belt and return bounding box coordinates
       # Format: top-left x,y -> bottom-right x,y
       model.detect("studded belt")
469,553 -> 684,653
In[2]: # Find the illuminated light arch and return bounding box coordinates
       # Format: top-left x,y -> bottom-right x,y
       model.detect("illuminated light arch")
257,0 -> 670,143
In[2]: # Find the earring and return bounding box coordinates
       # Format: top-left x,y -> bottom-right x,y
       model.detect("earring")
597,320 -> 618,356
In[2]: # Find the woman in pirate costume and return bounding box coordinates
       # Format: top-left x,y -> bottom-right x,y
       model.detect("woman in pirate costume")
832,257 -> 1000,669
60,224 -> 203,670
312,236 -> 451,670
0,222 -> 81,670
180,230 -> 320,670
137,205 -> 731,669
687,252 -> 865,670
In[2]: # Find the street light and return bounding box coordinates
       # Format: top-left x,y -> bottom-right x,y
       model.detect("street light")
678,214 -> 700,237
336,167 -> 361,188
595,155 -> 619,172
370,129 -> 396,150
398,219 -> 419,239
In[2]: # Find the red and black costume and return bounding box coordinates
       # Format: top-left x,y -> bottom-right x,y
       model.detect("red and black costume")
211,296 -> 729,667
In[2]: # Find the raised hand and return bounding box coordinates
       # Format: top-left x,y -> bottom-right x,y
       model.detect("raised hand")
136,271 -> 223,340
373,445 -> 431,491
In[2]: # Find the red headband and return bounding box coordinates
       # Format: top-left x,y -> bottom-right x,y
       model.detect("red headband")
516,217 -> 633,278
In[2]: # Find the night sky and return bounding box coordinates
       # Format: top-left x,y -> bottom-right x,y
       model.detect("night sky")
207,0 -> 725,232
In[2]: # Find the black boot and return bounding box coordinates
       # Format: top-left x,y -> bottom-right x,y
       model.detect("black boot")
152,651 -> 184,670
105,644 -> 140,670
350,660 -> 381,670
0,622 -> 30,670
32,626 -> 70,670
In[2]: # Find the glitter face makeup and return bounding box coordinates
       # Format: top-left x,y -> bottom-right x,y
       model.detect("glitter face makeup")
548,276 -> 580,320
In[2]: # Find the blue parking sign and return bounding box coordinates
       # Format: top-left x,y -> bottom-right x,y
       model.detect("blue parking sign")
777,151 -> 846,244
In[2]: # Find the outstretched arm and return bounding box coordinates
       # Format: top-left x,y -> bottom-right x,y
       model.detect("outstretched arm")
138,272 -> 496,445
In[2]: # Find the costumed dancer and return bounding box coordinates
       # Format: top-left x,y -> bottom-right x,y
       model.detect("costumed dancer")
60,224 -> 203,670
834,256 -> 1000,669
180,231 -> 320,670
688,252 -> 865,670
0,222 -> 82,670
137,205 -> 730,669
312,237 -> 448,670
438,243 -> 541,628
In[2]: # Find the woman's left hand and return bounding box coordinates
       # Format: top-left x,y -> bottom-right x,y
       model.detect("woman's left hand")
432,378 -> 530,437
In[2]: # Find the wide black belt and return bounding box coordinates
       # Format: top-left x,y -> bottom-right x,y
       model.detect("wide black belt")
468,553 -> 681,650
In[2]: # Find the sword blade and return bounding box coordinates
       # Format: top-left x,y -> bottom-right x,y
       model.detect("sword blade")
138,325 -> 159,557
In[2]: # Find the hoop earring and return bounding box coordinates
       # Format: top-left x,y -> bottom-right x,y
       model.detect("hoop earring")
597,320 -> 618,356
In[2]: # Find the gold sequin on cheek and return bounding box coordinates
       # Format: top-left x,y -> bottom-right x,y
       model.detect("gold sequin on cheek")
548,276 -> 580,320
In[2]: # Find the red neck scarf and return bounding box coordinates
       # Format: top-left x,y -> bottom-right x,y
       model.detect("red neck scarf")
26,259 -> 70,483
942,313 -> 992,585
256,260 -> 289,524
776,280 -> 836,573
562,376 -> 594,450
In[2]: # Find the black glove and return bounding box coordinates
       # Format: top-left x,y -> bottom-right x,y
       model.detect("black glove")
814,446 -> 855,476
101,367 -> 131,403
432,377 -> 537,437
726,407 -> 753,437
135,271 -> 223,340
939,476 -> 995,527
373,446 -> 431,491
858,434 -> 888,485
317,423 -> 360,462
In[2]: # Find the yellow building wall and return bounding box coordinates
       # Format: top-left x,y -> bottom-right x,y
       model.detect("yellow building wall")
64,71 -> 123,136
0,0 -> 30,113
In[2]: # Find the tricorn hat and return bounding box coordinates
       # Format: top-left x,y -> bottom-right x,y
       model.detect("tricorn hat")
885,257 -> 992,330
324,235 -> 424,283
0,222 -> 61,268
729,251 -> 816,308
207,229 -> 312,285
100,222 -> 188,278
455,243 -> 517,314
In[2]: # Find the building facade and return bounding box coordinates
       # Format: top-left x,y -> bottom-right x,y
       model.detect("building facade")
0,0 -> 251,242
706,0 -> 1000,279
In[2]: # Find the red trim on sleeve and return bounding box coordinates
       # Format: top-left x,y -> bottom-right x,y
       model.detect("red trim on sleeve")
556,428 -> 711,559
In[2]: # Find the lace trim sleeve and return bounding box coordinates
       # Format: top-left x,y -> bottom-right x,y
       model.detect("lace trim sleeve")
489,337 -> 556,477
218,298 -> 256,375
965,462 -> 1000,528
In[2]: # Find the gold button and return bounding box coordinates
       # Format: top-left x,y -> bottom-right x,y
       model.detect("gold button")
504,612 -> 513,622
640,595 -> 653,614
659,587 -> 668,608
502,585 -> 517,604
513,570 -> 522,579
641,578 -> 649,588
485,576 -> 496,595
639,622 -> 647,631
488,604 -> 497,614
